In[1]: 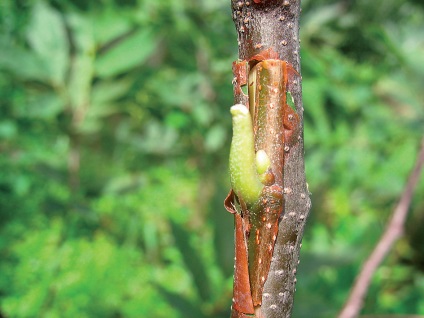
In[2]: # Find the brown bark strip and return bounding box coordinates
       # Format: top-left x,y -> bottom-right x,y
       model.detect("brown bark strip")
232,61 -> 249,105
233,212 -> 255,314
338,138 -> 424,318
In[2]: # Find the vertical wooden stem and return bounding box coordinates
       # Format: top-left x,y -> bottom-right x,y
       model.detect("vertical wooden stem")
230,1 -> 311,317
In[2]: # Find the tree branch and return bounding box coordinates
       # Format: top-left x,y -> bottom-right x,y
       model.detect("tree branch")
338,137 -> 424,318
230,1 -> 311,317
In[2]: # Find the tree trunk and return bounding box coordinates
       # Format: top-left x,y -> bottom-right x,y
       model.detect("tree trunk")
228,1 -> 311,317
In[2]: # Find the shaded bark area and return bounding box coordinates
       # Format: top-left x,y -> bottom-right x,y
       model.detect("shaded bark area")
230,1 -> 311,317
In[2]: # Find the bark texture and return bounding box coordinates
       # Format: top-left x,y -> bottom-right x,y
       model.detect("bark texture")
230,1 -> 311,317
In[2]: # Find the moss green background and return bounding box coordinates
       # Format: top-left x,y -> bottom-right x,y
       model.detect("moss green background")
0,0 -> 423,317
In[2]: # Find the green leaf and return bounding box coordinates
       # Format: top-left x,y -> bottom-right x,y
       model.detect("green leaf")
92,79 -> 133,106
95,29 -> 157,78
0,40 -> 50,81
92,11 -> 133,47
26,2 -> 69,86
20,92 -> 63,119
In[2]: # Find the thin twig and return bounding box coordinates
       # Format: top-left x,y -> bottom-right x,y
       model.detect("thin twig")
338,137 -> 424,318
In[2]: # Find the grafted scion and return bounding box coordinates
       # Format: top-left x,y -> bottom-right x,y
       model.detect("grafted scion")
225,47 -> 301,318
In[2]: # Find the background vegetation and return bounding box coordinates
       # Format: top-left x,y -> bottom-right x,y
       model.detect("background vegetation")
0,0 -> 423,317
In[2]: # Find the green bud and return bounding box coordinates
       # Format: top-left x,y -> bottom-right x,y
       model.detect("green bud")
255,150 -> 271,175
229,104 -> 264,206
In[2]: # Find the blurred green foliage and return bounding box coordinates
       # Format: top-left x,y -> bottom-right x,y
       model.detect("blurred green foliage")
0,0 -> 423,317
